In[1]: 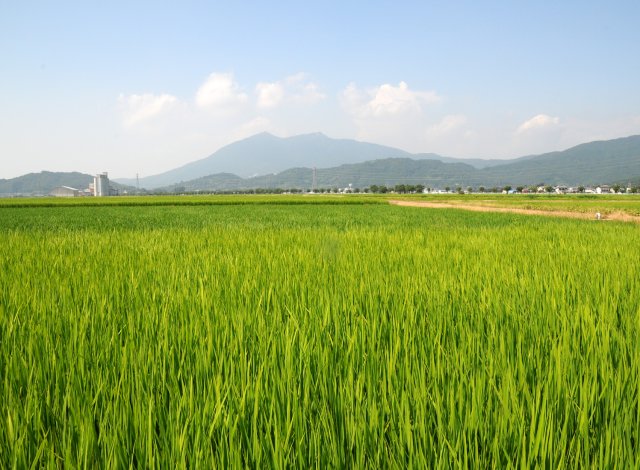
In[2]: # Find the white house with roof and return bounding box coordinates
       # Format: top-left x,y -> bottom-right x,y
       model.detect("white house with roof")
49,186 -> 80,197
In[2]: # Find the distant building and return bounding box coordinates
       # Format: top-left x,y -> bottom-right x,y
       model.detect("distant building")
50,186 -> 80,197
94,172 -> 110,196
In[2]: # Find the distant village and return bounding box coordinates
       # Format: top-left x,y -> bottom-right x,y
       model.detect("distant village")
366,183 -> 639,195
49,173 -> 119,197
49,174 -> 639,197
340,183 -> 638,195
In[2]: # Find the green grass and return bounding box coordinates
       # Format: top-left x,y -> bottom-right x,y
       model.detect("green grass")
1,199 -> 639,467
4,193 -> 640,216
0,193 -> 387,208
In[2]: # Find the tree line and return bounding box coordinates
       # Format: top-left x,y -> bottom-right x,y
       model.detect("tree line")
142,183 -> 640,196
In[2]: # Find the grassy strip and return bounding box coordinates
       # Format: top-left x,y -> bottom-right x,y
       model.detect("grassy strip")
0,194 -> 387,208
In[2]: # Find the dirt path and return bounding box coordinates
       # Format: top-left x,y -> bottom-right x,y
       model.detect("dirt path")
389,200 -> 640,224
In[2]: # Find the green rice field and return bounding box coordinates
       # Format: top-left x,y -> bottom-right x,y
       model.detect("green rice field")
1,195 -> 639,467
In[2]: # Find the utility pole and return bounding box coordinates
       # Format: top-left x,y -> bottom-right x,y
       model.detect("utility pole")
136,173 -> 140,194
312,167 -> 317,193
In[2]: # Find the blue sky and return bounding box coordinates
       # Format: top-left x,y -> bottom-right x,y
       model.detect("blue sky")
1,1 -> 639,178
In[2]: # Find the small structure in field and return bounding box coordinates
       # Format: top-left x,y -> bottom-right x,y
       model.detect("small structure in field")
50,186 -> 80,197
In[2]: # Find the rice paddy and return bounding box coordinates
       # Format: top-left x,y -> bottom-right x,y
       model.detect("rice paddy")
1,196 -> 639,467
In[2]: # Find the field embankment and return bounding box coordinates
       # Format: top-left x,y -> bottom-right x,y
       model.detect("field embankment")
390,198 -> 640,223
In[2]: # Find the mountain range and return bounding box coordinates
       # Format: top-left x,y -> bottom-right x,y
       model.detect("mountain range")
116,132 -> 534,189
116,132 -> 431,188
118,133 -> 640,190
2,133 -> 639,195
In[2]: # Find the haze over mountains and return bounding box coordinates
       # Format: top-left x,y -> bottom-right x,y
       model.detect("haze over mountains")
114,133 -> 640,190
2,133 -> 640,195
116,133 -> 429,188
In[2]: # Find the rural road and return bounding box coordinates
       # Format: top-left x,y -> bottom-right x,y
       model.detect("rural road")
389,200 -> 640,224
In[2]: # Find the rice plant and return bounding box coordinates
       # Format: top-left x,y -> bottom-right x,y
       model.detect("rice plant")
1,201 -> 639,467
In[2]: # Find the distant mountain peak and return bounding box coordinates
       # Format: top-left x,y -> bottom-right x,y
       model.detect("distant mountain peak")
110,132 -> 640,189
245,131 -> 279,140
294,131 -> 328,138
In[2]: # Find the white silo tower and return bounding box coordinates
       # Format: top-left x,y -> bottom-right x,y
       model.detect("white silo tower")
94,172 -> 110,196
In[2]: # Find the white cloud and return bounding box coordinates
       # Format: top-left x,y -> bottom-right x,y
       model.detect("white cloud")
195,72 -> 248,111
255,82 -> 285,108
339,81 -> 443,152
370,81 -> 440,116
517,114 -> 560,134
255,73 -> 325,108
118,93 -> 178,127
512,114 -> 564,156
343,81 -> 441,119
427,114 -> 468,137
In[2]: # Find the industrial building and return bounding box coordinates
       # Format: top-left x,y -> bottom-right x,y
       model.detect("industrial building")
50,186 -> 80,197
94,172 -> 110,196
48,173 -> 115,197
